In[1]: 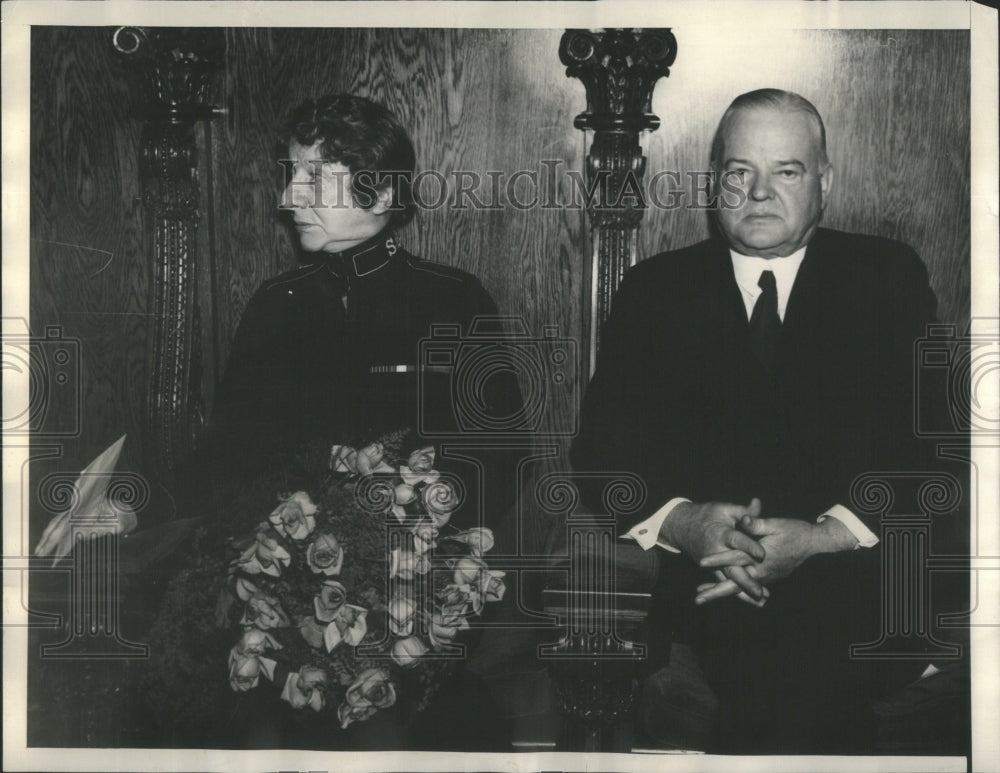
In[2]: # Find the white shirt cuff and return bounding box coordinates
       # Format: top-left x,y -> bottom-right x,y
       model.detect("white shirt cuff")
624,497 -> 690,553
817,504 -> 878,548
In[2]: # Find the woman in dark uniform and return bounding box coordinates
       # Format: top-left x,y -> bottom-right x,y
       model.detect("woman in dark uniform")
212,94 -> 518,480
202,94 -> 518,751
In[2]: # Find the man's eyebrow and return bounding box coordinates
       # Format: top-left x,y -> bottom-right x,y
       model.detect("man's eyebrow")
723,157 -> 754,167
774,160 -> 807,169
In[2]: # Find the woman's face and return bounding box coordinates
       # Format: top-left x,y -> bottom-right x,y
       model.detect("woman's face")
282,141 -> 389,253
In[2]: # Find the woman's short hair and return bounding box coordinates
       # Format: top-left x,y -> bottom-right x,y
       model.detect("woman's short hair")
282,94 -> 416,228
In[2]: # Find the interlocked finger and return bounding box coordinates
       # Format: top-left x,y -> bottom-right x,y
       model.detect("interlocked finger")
726,530 -> 765,562
721,563 -> 763,599
696,575 -> 770,606
700,548 -> 760,568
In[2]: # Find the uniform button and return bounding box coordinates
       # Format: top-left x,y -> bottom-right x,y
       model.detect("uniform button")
287,290 -> 293,295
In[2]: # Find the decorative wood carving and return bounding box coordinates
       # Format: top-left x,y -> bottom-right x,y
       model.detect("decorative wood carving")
559,28 -> 677,367
554,33 -> 675,746
112,27 -> 224,478
537,471 -> 653,751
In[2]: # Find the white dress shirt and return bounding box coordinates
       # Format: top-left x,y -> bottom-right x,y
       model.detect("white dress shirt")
625,247 -> 878,552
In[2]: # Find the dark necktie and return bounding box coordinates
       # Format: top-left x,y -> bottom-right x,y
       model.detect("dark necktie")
749,270 -> 781,373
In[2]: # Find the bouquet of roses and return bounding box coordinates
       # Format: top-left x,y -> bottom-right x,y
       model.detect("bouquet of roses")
217,433 -> 504,729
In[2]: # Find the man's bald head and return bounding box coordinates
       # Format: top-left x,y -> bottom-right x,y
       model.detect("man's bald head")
711,89 -> 829,172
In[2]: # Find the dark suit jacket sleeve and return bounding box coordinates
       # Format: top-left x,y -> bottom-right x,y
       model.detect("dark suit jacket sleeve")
571,264 -> 684,529
836,244 -> 949,533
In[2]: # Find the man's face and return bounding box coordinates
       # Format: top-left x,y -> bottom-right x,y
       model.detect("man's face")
282,141 -> 389,254
715,107 -> 832,258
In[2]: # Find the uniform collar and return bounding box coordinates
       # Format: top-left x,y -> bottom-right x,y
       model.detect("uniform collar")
317,230 -> 400,282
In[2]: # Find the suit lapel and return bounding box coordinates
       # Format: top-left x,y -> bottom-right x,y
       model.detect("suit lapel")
776,229 -> 834,383
783,230 -> 828,333
706,237 -> 751,337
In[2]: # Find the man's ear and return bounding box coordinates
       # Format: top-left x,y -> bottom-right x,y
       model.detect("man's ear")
819,163 -> 834,210
370,184 -> 394,216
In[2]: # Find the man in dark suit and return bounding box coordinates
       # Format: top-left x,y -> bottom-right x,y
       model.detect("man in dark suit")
571,89 -> 964,752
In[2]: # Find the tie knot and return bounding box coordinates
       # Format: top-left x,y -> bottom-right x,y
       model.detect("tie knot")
758,270 -> 777,293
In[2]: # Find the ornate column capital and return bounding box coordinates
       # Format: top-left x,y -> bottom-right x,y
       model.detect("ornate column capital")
112,27 -> 225,124
559,28 -> 677,134
560,28 -> 676,367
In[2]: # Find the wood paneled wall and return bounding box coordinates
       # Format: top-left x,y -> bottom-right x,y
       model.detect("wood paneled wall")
28,27 -> 969,519
30,27 -> 149,479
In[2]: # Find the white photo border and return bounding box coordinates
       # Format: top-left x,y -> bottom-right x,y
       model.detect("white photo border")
3,2 -> 997,772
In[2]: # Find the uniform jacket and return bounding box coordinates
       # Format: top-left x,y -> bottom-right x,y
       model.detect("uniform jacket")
210,230 -> 523,527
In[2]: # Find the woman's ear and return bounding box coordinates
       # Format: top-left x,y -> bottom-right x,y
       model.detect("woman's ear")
370,184 -> 394,216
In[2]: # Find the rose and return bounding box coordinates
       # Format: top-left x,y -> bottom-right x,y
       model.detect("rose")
229,653 -> 269,691
339,668 -> 396,728
323,603 -> 368,651
421,480 -> 459,527
428,608 -> 470,649
234,628 -> 281,657
241,591 -> 291,630
453,556 -> 488,586
357,443 -> 393,475
337,700 -> 378,728
219,578 -> 261,626
268,491 -> 317,540
280,665 -> 328,711
452,555 -> 506,604
400,446 -> 440,485
448,527 -> 495,556
394,483 -> 417,506
228,631 -> 279,691
306,533 -> 343,576
391,482 -> 417,524
338,700 -> 378,728
411,520 -> 438,554
313,580 -> 347,622
232,576 -> 258,601
408,446 -> 436,473
438,583 -> 477,615
299,615 -> 326,649
387,594 -> 416,636
346,667 -> 396,710
391,635 -> 428,667
330,443 -> 394,476
233,529 -> 291,577
390,548 -> 430,581
449,558 -> 504,612
330,444 -> 357,473
481,570 -> 506,603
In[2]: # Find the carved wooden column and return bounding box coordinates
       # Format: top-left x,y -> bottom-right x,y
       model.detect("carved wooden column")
559,29 -> 676,368
112,28 -> 223,480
